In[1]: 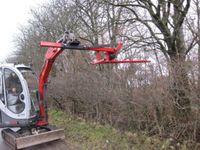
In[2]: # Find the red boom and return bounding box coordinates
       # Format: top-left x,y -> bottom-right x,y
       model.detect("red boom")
37,41 -> 150,126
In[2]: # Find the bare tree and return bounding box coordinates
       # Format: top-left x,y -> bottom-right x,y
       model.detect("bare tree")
195,0 -> 200,94
105,0 -> 194,121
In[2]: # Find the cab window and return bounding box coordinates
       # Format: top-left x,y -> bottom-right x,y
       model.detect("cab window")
4,68 -> 25,114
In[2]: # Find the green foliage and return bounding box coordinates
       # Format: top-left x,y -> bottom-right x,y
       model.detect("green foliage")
49,109 -> 195,150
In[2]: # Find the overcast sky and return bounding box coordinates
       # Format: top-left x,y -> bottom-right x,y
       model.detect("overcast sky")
0,0 -> 47,62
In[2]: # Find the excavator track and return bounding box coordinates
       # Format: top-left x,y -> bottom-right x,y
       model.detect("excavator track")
2,127 -> 65,150
2,128 -> 21,150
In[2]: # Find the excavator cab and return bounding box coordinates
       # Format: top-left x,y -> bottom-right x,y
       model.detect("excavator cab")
1,64 -> 64,150
0,64 -> 39,128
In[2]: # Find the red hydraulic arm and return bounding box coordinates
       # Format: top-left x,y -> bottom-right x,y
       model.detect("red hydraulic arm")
37,40 -> 150,126
37,43 -> 63,126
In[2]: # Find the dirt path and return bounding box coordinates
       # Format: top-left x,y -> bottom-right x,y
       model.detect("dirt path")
0,129 -> 79,150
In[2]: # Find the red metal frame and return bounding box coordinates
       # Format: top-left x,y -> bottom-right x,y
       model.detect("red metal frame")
37,41 -> 150,126
37,43 -> 64,126
92,59 -> 150,64
40,41 -> 63,48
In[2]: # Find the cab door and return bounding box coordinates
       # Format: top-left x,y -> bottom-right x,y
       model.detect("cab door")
3,67 -> 29,120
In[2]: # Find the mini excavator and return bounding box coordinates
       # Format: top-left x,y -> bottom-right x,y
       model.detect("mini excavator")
0,31 -> 150,149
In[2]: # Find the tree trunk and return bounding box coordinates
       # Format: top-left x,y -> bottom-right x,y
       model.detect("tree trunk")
167,16 -> 191,122
197,0 -> 200,96
168,54 -> 191,122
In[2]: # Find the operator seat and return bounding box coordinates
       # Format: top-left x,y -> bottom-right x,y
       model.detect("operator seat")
7,93 -> 25,114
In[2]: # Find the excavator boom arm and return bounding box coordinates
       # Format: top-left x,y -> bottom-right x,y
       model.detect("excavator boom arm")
37,44 -> 63,126
37,41 -> 123,126
38,36 -> 150,126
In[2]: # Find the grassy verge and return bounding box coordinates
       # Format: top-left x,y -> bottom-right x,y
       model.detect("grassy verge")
49,109 -> 198,150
